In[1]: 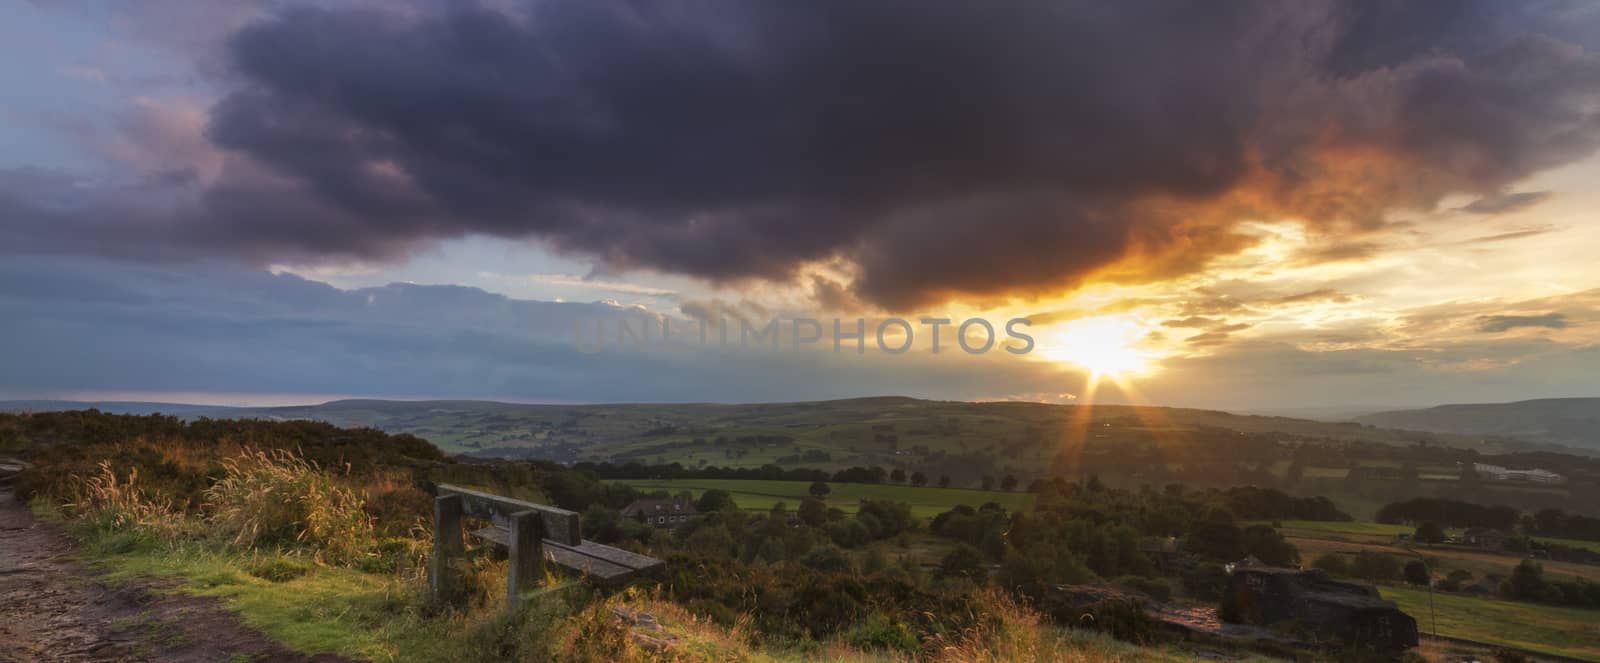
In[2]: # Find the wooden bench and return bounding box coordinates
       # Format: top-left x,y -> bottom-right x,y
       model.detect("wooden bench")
429,484 -> 664,612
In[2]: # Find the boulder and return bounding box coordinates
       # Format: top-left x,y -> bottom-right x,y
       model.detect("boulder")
1221,567 -> 1417,650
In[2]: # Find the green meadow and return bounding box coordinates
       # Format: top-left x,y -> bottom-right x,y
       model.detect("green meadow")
604,478 -> 1034,517
1382,585 -> 1600,661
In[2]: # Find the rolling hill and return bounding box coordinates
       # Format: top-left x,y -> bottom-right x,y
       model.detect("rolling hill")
1355,398 -> 1600,451
2,395 -> 1552,463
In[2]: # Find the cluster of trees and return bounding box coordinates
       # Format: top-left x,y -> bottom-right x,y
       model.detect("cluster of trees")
1218,486 -> 1351,522
1378,499 -> 1600,547
1499,560 -> 1600,608
1376,497 -> 1520,530
1524,508 -> 1600,542
921,479 -> 1303,602
578,460 -> 1022,492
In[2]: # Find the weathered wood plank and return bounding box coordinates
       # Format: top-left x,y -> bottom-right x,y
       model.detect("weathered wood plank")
429,494 -> 464,603
437,484 -> 581,545
555,540 -> 664,572
507,510 -> 545,612
543,542 -> 639,582
469,527 -> 663,583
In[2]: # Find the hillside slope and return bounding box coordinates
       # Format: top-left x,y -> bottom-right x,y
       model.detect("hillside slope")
3,396 -> 1546,462
1356,398 -> 1600,451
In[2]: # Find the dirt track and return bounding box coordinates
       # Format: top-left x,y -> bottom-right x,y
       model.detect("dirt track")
0,486 -> 357,663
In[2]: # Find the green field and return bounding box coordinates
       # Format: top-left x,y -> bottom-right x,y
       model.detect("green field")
1272,520 -> 1414,536
1382,585 -> 1600,661
1536,536 -> 1600,553
605,478 -> 1034,517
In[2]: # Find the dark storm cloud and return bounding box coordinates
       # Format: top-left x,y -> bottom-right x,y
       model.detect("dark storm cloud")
0,257 -> 1081,403
11,1 -> 1600,309
1477,313 -> 1569,333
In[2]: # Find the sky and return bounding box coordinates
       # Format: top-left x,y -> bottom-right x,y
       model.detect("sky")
3,0 -> 1600,411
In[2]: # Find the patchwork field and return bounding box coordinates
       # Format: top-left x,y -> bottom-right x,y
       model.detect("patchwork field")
1382,586 -> 1600,661
65,396 -> 1532,465
604,478 -> 1034,517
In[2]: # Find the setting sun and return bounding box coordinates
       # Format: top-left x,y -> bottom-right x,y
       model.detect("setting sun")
1039,315 -> 1155,377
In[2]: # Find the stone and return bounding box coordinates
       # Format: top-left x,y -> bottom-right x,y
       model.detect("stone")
1221,567 -> 1417,650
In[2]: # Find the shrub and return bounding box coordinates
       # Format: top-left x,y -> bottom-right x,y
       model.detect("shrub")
1414,522 -> 1446,544
844,612 -> 919,653
1312,552 -> 1350,576
938,544 -> 987,581
1350,552 -> 1400,583
1181,563 -> 1230,602
800,546 -> 853,573
1403,560 -> 1431,586
1438,569 -> 1473,592
1115,576 -> 1171,602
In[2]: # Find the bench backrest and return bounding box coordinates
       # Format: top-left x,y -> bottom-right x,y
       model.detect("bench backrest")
437,484 -> 581,545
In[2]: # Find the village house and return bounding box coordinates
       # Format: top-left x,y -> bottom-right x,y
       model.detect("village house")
1472,462 -> 1565,484
1460,527 -> 1509,549
621,495 -> 701,529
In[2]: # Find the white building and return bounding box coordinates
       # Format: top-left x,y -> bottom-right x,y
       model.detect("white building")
1472,462 -> 1565,484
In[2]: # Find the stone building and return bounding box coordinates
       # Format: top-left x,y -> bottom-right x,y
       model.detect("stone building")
621,495 -> 700,529
1222,566 -> 1417,650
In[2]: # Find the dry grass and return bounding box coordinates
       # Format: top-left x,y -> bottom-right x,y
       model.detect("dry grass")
64,460 -> 188,541
205,448 -> 374,563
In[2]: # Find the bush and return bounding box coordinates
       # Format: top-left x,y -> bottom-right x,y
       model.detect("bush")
800,546 -> 853,573
1181,563 -> 1230,602
843,612 -> 919,653
937,544 -> 987,581
1115,576 -> 1171,602
1312,552 -> 1349,577
1350,552 -> 1400,583
1438,569 -> 1473,592
1414,521 -> 1446,544
1403,560 -> 1431,586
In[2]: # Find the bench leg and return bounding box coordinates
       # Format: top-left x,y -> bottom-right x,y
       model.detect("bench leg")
507,509 -> 547,613
429,494 -> 464,605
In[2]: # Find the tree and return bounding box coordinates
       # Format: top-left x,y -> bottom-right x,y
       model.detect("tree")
1504,560 -> 1547,601
809,480 -> 831,499
890,468 -> 906,483
1414,522 -> 1446,544
798,497 -> 828,527
1186,521 -> 1245,562
1000,474 -> 1018,491
1403,560 -> 1431,586
1242,524 -> 1300,567
696,489 -> 737,513
981,475 -> 996,491
938,475 -> 951,488
910,471 -> 927,487
937,544 -> 986,581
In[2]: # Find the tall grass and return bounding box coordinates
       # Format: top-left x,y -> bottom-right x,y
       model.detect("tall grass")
64,460 -> 188,542
205,448 -> 375,563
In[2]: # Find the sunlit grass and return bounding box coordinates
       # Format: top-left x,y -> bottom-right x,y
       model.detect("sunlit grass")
1382,585 -> 1600,661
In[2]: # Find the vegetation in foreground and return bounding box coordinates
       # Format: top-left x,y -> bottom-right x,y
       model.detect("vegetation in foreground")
13,409 -> 1596,662
8,411 -> 1293,662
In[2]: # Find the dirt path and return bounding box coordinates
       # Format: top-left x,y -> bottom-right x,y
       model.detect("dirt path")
0,486 -> 358,663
